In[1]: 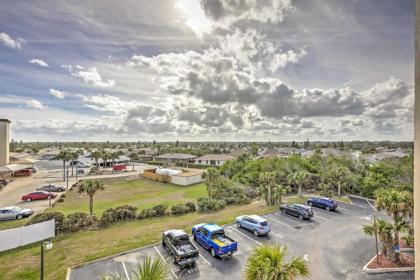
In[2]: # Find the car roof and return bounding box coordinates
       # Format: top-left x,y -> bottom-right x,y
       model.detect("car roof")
319,197 -> 334,201
203,223 -> 223,232
0,206 -> 15,210
248,215 -> 267,223
169,229 -> 187,237
295,204 -> 311,209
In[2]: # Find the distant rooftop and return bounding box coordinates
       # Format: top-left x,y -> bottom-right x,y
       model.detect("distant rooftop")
155,153 -> 196,160
195,154 -> 234,161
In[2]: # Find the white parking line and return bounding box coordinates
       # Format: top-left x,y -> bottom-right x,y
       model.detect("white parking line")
314,215 -> 328,221
121,261 -> 130,280
199,254 -> 212,266
269,231 -> 284,239
228,227 -> 262,246
313,208 -> 339,215
154,246 -> 178,279
365,198 -> 377,211
265,215 -> 297,230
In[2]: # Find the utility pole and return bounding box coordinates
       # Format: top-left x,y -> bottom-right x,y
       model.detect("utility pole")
40,241 -> 44,280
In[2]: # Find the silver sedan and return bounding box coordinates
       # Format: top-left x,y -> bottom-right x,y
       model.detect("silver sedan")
0,207 -> 34,221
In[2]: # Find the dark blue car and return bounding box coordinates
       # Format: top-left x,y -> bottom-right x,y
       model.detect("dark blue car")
307,197 -> 337,211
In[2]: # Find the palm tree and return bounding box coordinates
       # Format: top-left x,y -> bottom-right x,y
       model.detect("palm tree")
259,172 -> 278,205
245,243 -> 310,280
287,170 -> 310,197
326,166 -> 350,197
57,150 -> 72,181
202,168 -> 220,200
70,151 -> 79,176
375,188 -> 413,262
103,256 -> 169,280
110,151 -> 123,167
128,152 -> 139,171
90,150 -> 102,167
78,179 -> 104,221
101,151 -> 110,170
363,218 -> 394,256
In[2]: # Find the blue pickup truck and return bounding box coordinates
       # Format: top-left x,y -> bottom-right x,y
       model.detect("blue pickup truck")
192,223 -> 237,260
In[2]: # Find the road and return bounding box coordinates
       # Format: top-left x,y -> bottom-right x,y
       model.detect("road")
69,198 -> 414,280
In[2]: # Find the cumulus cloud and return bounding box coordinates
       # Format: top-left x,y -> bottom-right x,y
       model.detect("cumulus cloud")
29,58 -> 49,67
62,65 -> 116,88
25,99 -> 44,110
49,89 -> 65,99
200,0 -> 294,28
0,32 -> 23,49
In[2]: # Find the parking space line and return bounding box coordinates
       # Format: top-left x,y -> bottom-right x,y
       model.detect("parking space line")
228,227 -> 262,245
154,246 -> 178,279
265,215 -> 297,230
121,261 -> 130,280
199,254 -> 212,266
313,215 -> 328,221
269,231 -> 284,239
313,208 -> 339,215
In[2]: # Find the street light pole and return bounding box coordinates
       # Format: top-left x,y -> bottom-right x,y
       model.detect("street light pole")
40,241 -> 44,280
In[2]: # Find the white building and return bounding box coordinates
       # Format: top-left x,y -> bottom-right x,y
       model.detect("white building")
194,154 -> 234,166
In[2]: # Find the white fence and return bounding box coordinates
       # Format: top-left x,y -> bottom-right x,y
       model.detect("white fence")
0,219 -> 55,252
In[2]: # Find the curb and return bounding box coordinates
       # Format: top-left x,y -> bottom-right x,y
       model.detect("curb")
400,247 -> 414,252
362,253 -> 415,274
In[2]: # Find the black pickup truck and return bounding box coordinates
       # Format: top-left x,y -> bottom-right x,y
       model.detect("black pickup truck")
162,229 -> 200,269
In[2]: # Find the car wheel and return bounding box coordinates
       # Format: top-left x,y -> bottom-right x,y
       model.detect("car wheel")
281,209 -> 286,215
308,201 -> 312,206
210,248 -> 216,258
253,230 -> 259,237
236,222 -> 241,228
325,206 -> 331,211
26,198 -> 32,202
58,188 -> 63,192
16,214 -> 23,220
193,234 -> 197,241
298,214 -> 304,220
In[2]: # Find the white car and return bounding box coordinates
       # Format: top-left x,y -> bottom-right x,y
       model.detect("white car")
0,206 -> 34,221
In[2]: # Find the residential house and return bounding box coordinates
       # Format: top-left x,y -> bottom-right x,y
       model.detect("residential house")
154,153 -> 196,164
194,154 -> 234,166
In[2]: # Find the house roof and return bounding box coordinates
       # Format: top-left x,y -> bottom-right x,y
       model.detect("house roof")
194,154 -> 234,161
155,153 -> 196,160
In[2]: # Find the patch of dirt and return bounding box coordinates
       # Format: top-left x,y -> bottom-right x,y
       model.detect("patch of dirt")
367,253 -> 414,269
399,238 -> 414,249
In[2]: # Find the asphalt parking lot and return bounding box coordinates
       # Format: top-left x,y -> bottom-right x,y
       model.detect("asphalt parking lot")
69,198 -> 414,280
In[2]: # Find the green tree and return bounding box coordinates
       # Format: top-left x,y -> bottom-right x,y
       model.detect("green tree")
70,151 -> 79,176
103,256 -> 169,280
78,179 -> 104,221
245,243 -> 309,280
57,150 -> 72,181
375,188 -> 413,262
202,167 -> 220,200
90,150 -> 102,168
287,170 -> 310,197
129,152 -> 139,171
258,172 -> 279,205
250,142 -> 259,157
101,151 -> 110,169
363,218 -> 394,256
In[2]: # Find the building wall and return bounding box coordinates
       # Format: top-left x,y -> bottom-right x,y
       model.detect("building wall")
171,174 -> 203,186
194,159 -> 226,166
0,120 -> 10,166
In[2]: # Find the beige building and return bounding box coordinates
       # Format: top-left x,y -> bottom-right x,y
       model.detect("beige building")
0,119 -> 10,166
194,154 -> 234,166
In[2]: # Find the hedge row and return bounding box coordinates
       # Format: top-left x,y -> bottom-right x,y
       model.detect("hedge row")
26,212 -> 91,234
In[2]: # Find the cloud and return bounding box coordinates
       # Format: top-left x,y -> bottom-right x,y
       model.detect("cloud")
0,32 -> 23,49
29,58 -> 49,67
25,99 -> 45,110
62,65 -> 116,88
49,89 -> 65,99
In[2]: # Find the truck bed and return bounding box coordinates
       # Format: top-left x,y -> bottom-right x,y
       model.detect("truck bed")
211,235 -> 235,247
175,241 -> 196,255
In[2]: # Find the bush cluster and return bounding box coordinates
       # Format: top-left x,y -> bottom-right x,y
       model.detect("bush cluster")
197,197 -> 226,212
100,205 -> 138,227
170,202 -> 196,215
138,204 -> 167,219
64,212 -> 90,232
26,212 -> 66,234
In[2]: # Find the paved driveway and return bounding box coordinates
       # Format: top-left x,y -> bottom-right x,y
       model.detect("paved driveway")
69,200 -> 414,280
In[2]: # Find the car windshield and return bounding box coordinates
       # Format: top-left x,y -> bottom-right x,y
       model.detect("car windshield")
12,207 -> 22,212
212,229 -> 225,237
260,221 -> 268,226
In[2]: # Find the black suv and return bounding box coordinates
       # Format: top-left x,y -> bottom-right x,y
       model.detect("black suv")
280,204 -> 314,220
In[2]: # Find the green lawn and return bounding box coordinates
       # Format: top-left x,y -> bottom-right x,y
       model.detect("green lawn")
0,202 -> 276,280
50,177 -> 208,216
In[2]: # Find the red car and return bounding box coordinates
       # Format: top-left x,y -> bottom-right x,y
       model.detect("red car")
14,169 -> 33,177
21,191 -> 56,202
112,164 -> 127,171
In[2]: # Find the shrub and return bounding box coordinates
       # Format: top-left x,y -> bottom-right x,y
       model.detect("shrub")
26,212 -> 65,233
57,198 -> 64,203
184,202 -> 196,212
115,205 -> 137,220
197,197 -> 226,212
100,208 -> 117,227
61,194 -> 66,198
171,204 -> 187,215
64,212 -> 90,232
138,204 -> 168,219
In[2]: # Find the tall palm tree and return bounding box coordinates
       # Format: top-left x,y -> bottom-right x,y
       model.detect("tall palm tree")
245,243 -> 310,280
90,150 -> 102,167
287,170 -> 310,197
103,256 -> 169,280
101,151 -> 110,170
70,151 -> 79,176
78,179 -> 104,221
110,151 -> 123,167
128,152 -> 139,171
259,172 -> 278,206
202,168 -> 220,200
363,218 -> 394,256
375,188 -> 413,262
57,150 -> 72,181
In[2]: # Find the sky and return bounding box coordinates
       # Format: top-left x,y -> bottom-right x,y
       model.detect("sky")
0,0 -> 414,142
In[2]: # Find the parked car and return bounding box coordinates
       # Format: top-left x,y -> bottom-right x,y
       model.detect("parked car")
0,206 -> 34,220
21,191 -> 56,202
307,197 -> 337,211
235,215 -> 271,236
37,184 -> 65,192
23,167 -> 38,173
162,229 -> 200,268
112,164 -> 127,171
14,169 -> 33,177
192,223 -> 237,260
0,179 -> 10,187
280,204 -> 314,220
